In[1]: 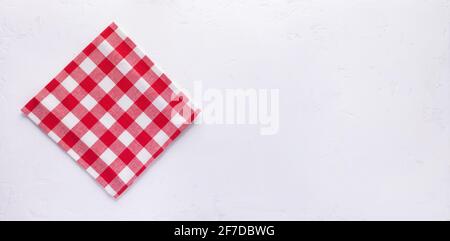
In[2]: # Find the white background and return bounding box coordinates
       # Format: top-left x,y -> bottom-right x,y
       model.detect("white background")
0,0 -> 449,220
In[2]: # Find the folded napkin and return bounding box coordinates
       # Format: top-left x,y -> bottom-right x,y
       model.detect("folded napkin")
22,23 -> 199,198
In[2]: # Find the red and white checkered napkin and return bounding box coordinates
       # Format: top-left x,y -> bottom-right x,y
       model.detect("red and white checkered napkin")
22,23 -> 199,198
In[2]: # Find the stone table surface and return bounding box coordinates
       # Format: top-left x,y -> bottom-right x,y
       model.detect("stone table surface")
0,0 -> 449,220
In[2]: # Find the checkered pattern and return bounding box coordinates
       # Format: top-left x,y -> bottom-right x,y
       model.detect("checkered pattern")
21,23 -> 199,199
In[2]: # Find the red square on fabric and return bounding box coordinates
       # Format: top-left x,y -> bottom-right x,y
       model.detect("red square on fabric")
82,149 -> 99,166
81,113 -> 98,129
99,95 -> 115,111
98,58 -> 115,74
65,61 -> 78,74
153,113 -> 169,128
62,94 -> 79,110
151,78 -> 168,94
117,77 -> 133,93
136,131 -> 152,147
100,130 -> 117,146
80,76 -> 97,93
62,131 -> 80,148
42,113 -> 60,130
83,43 -> 96,56
116,41 -> 133,58
25,98 -> 40,112
101,167 -> 117,183
45,79 -> 60,92
119,148 -> 135,165
134,59 -> 150,76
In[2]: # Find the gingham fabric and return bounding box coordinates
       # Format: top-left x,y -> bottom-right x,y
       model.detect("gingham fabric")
21,23 -> 199,198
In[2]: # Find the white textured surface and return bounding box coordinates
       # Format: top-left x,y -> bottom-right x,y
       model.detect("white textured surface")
0,0 -> 449,220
